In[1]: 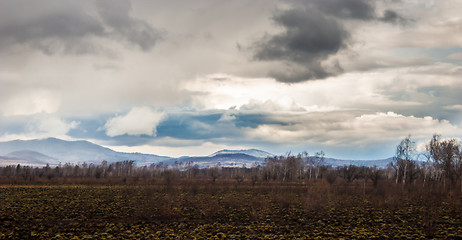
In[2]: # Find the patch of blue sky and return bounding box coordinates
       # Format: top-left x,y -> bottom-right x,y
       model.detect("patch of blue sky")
389,47 -> 462,63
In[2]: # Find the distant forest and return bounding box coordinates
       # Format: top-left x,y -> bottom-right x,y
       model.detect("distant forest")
1,134 -> 462,191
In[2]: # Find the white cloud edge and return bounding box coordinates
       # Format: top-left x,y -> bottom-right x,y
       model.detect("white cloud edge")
103,107 -> 166,137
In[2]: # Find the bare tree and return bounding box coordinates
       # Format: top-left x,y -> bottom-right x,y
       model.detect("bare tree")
394,135 -> 417,184
313,151 -> 325,179
342,165 -> 359,183
426,134 -> 461,189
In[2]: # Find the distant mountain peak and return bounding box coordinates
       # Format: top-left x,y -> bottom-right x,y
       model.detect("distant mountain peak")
209,149 -> 275,158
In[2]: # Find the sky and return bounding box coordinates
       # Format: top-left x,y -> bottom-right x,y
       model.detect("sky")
1,0 -> 462,160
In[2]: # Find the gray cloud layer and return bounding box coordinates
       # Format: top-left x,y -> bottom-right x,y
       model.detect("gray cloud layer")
253,7 -> 347,81
0,0 -> 161,55
1,0 -> 461,159
252,0 -> 404,82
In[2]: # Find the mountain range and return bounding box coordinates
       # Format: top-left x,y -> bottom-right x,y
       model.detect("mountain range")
0,138 -> 170,166
0,138 -> 393,168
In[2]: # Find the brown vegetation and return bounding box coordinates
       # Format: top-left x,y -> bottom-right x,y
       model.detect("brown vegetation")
0,178 -> 461,239
0,134 -> 462,238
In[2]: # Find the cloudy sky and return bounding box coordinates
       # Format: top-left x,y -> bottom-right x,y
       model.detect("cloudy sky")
1,0 -> 462,159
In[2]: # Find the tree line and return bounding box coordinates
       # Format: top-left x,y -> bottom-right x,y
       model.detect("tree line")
1,134 -> 462,190
392,134 -> 462,190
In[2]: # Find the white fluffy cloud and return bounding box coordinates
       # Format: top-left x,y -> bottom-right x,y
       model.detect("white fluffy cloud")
103,107 -> 165,137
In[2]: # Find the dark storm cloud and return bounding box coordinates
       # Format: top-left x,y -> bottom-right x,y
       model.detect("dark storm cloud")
0,0 -> 161,55
253,6 -> 348,82
254,8 -> 347,64
252,0 -> 402,82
